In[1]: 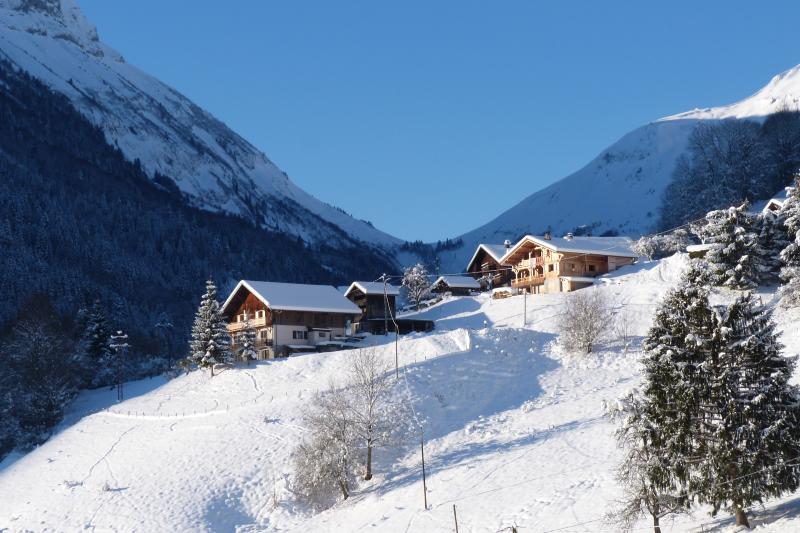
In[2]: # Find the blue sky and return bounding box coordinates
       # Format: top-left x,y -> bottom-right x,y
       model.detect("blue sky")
82,1 -> 800,242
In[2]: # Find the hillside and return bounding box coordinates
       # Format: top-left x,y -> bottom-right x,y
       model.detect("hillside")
0,0 -> 399,248
437,64 -> 800,273
4,254 -> 800,532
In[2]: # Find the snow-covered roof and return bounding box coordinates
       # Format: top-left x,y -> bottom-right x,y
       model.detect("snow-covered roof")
465,244 -> 512,271
759,186 -> 794,214
501,235 -> 637,262
222,280 -> 362,315
686,243 -> 712,253
344,281 -> 400,297
432,276 -> 481,289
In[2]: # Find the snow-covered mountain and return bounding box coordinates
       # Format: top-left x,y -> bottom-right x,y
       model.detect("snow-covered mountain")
437,64 -> 800,273
0,0 -> 400,248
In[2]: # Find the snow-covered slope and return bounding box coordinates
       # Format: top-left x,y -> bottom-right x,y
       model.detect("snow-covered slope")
438,64 -> 800,273
0,0 -> 399,247
5,254 -> 800,532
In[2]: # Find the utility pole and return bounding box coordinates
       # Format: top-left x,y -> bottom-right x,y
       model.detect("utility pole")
453,505 -> 459,533
383,274 -> 399,379
382,274 -> 389,336
523,288 -> 527,327
421,432 -> 428,510
110,330 -> 130,402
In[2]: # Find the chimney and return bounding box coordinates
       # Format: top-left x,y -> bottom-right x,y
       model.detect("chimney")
564,232 -> 574,241
544,231 -> 552,241
503,239 -> 512,249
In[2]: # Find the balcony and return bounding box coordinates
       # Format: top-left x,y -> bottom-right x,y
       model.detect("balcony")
227,315 -> 267,332
512,275 -> 545,288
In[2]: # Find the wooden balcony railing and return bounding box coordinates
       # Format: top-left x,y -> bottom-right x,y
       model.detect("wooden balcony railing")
227,316 -> 268,332
512,276 -> 545,288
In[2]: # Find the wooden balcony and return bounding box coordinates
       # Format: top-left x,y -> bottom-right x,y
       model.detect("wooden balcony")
512,276 -> 545,288
227,315 -> 268,332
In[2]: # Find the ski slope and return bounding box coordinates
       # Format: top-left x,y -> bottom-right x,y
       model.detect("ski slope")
3,255 -> 800,532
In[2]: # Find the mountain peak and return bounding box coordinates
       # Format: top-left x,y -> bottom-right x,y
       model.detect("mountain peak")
0,0 -> 103,55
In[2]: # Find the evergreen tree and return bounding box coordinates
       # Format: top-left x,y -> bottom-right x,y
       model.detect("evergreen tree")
695,202 -> 759,289
628,261 -> 718,507
754,212 -> 789,283
697,293 -> 800,527
74,300 -> 115,388
187,278 -> 232,376
237,314 -> 258,365
779,178 -> 800,305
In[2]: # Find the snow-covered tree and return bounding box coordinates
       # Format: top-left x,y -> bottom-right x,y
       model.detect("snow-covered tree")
629,261 -> 717,508
293,384 -> 357,509
344,348 -> 415,480
402,263 -> 430,311
632,230 -> 691,261
755,211 -> 789,283
4,320 -> 78,449
557,289 -> 614,354
237,314 -> 258,365
781,176 -> 800,240
779,180 -> 800,305
694,202 -> 759,289
609,393 -> 687,533
187,278 -> 232,376
697,293 -> 800,527
74,300 -> 115,388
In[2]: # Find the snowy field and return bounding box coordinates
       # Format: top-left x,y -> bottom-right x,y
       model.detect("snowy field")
3,255 -> 800,532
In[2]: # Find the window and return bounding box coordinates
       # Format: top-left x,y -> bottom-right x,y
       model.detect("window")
256,310 -> 265,319
318,331 -> 328,339
588,265 -> 596,272
259,329 -> 270,340
570,263 -> 576,271
548,264 -> 554,272
293,330 -> 308,340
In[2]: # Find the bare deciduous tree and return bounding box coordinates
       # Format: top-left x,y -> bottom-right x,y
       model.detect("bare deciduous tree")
292,382 -> 356,509
345,348 -> 414,480
557,289 -> 614,354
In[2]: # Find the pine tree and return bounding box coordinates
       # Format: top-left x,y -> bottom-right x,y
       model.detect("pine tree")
754,212 -> 789,283
187,278 -> 232,376
74,300 -> 116,388
625,261 -> 718,508
697,293 -> 800,527
781,175 -> 800,240
237,314 -> 258,365
695,202 -> 759,289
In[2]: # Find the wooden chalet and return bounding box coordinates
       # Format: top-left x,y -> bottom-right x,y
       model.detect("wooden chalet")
501,233 -> 637,294
344,281 -> 399,334
465,242 -> 513,289
430,275 -> 481,296
221,280 -> 362,359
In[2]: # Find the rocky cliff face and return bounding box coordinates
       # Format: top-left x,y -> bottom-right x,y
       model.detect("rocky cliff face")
0,0 -> 400,249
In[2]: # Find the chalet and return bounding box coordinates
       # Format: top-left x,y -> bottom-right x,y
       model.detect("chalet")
221,280 -> 362,359
501,233 -> 637,294
344,281 -> 399,334
761,186 -> 794,214
430,275 -> 481,296
465,241 -> 513,289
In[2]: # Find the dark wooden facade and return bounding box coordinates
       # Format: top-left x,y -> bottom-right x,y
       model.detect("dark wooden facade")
466,247 -> 512,289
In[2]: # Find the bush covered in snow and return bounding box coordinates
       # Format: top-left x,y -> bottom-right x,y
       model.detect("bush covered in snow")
557,289 -> 614,355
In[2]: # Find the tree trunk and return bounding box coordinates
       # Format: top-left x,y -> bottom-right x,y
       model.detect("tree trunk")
652,514 -> 661,533
734,507 -> 750,528
365,443 -> 373,480
210,364 -> 214,377
338,480 -> 349,500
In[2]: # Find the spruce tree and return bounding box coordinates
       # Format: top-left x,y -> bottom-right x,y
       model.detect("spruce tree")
697,293 -> 800,527
622,261 -> 717,508
187,278 -> 232,376
754,212 -> 789,284
696,202 -> 759,290
74,300 -> 115,388
779,179 -> 800,305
